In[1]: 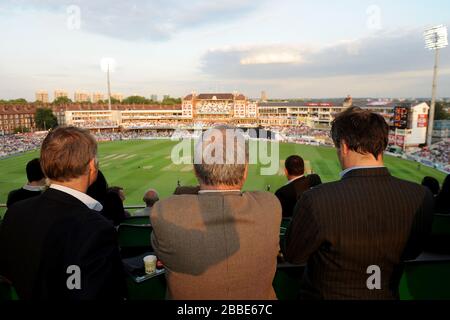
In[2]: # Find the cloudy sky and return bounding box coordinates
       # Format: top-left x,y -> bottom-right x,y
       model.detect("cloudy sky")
0,0 -> 449,100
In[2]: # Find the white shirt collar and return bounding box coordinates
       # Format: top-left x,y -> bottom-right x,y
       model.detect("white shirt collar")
286,175 -> 304,185
50,184 -> 103,212
198,190 -> 241,194
23,184 -> 46,192
340,166 -> 386,178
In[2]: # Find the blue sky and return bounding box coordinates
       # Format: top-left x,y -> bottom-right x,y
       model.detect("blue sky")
0,0 -> 449,100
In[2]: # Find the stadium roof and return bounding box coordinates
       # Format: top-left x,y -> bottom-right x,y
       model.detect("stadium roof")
62,104 -> 182,111
258,101 -> 342,107
0,104 -> 182,115
184,93 -> 246,101
0,104 -> 36,114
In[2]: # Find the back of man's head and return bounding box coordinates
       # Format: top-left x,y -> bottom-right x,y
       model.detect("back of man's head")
26,158 -> 44,183
285,155 -> 305,177
331,107 -> 389,160
194,125 -> 248,187
143,189 -> 159,207
421,176 -> 440,196
40,126 -> 98,182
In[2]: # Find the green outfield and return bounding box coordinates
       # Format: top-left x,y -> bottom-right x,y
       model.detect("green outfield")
0,139 -> 446,218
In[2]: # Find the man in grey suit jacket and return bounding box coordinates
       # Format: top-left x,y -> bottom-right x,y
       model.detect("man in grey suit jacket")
284,107 -> 434,300
151,126 -> 281,300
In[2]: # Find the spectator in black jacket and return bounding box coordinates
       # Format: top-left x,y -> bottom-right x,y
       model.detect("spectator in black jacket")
435,174 -> 450,214
0,127 -> 126,300
87,174 -> 130,226
7,158 -> 46,208
275,155 -> 322,218
285,107 -> 433,300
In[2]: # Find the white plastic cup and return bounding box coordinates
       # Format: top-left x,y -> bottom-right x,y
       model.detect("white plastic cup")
143,255 -> 157,274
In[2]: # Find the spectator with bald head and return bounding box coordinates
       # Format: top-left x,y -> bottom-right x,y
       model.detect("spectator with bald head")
151,125 -> 281,300
135,189 -> 160,217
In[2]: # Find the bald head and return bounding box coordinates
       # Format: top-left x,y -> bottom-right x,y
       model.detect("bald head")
143,189 -> 159,208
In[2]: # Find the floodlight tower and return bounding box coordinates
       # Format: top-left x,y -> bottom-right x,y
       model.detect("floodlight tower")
424,25 -> 448,146
100,58 -> 116,111
106,64 -> 112,111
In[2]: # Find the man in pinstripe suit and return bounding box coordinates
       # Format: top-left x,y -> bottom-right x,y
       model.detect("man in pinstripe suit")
284,107 -> 434,300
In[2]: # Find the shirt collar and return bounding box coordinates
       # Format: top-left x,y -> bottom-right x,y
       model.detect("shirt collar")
50,184 -> 103,212
198,189 -> 241,194
340,166 -> 386,178
23,184 -> 46,192
286,175 -> 304,185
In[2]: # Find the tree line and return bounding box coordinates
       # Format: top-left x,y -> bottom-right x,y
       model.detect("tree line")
1,95 -> 182,106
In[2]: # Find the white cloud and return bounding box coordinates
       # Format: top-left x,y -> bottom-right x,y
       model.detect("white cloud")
240,49 -> 305,65
201,28 -> 450,79
0,0 -> 267,41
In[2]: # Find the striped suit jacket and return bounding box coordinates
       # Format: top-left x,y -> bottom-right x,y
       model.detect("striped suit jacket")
285,167 -> 434,300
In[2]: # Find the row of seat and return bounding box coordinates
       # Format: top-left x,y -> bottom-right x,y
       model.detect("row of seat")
2,214 -> 449,300
117,214 -> 450,300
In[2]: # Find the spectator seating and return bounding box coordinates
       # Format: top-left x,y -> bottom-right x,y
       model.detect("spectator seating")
273,264 -> 304,300
126,272 -> 166,300
123,216 -> 151,225
432,214 -> 450,236
118,224 -> 153,258
399,254 -> 450,300
0,276 -> 18,301
426,214 -> 450,254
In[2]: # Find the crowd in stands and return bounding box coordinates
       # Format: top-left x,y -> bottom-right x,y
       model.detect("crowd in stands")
73,120 -> 118,128
0,107 -> 449,301
0,133 -> 45,158
94,130 -> 173,142
121,120 -> 181,129
197,102 -> 232,114
267,125 -> 333,146
411,140 -> 450,172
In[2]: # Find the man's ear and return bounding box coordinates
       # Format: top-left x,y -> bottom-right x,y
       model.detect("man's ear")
89,158 -> 97,172
88,158 -> 98,181
340,140 -> 349,156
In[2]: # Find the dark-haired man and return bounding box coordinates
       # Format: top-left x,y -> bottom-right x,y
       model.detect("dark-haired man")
7,158 -> 46,208
0,127 -> 125,300
285,107 -> 434,300
275,155 -> 322,218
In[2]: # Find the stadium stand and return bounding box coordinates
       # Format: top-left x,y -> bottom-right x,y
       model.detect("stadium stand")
0,133 -> 45,158
410,140 -> 450,173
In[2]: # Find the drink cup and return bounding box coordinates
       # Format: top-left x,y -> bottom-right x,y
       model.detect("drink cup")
143,255 -> 157,274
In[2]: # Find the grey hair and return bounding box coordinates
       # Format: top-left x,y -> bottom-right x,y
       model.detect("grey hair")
194,125 -> 248,186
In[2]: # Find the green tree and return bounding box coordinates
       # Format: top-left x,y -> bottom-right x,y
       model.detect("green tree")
10,98 -> 28,104
53,96 -> 72,105
35,108 -> 58,130
435,102 -> 450,120
13,126 -> 30,134
103,97 -> 121,104
122,95 -> 150,104
0,98 -> 28,104
161,96 -> 181,105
